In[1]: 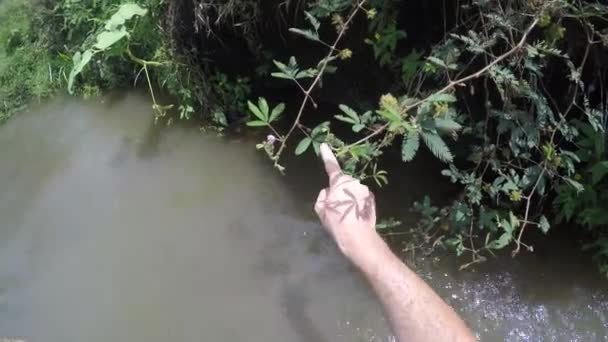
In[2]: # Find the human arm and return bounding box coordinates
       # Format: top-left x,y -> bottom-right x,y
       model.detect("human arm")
314,143 -> 475,342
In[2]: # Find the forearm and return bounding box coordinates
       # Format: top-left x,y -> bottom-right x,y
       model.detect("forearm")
353,234 -> 475,342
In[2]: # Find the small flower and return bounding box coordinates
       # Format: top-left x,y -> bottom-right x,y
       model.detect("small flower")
379,93 -> 398,111
509,190 -> 522,202
266,134 -> 277,145
338,48 -> 353,60
366,8 -> 377,20
331,14 -> 344,32
574,173 -> 582,181
374,33 -> 381,41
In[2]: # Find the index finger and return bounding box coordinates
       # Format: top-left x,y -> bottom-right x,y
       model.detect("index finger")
320,143 -> 342,185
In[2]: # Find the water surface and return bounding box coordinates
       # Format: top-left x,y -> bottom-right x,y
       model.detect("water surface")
0,93 -> 606,341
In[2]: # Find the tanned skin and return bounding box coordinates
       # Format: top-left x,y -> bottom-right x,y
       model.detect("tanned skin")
314,143 -> 476,342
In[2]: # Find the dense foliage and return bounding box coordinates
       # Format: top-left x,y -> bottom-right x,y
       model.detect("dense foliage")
2,0 -> 608,275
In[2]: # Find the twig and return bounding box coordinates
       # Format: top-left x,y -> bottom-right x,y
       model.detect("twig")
512,163 -> 546,256
272,0 -> 366,165
343,17 -> 540,152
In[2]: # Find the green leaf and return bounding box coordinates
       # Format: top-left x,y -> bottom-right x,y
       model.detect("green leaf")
247,100 -> 265,121
426,93 -> 457,103
104,3 -> 148,30
564,178 -> 584,193
434,118 -> 462,132
68,49 -> 95,94
257,98 -> 269,121
352,124 -> 365,132
312,141 -> 321,155
94,28 -> 128,50
420,132 -> 453,162
246,120 -> 267,127
377,108 -> 401,124
401,131 -> 420,162
304,11 -> 320,31
490,232 -> 512,249
295,69 -> 317,79
295,137 -> 312,155
271,72 -> 293,80
338,104 -> 359,123
590,161 -> 608,184
335,115 -> 357,124
427,56 -> 447,68
269,103 -> 285,122
288,28 -> 320,42
538,215 -> 550,234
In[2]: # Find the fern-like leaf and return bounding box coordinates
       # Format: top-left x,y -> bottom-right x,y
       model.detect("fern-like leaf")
421,132 -> 453,162
401,131 -> 420,162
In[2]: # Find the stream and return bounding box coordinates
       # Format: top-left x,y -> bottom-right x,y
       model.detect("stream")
0,92 -> 606,341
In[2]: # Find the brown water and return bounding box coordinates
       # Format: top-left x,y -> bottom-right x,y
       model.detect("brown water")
0,93 -> 606,341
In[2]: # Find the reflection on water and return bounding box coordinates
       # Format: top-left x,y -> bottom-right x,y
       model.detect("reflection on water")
0,92 -> 606,341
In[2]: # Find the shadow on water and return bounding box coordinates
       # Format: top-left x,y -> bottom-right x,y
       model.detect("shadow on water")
0,92 -> 606,341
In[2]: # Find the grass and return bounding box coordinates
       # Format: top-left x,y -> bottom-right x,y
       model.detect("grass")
0,0 -> 66,122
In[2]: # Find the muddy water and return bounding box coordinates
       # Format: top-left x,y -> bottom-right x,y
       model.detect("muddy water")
0,93 -> 606,341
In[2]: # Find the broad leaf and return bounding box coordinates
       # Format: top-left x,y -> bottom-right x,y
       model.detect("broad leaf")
94,28 -> 128,50
104,3 -> 148,30
68,49 -> 95,94
564,177 -> 584,193
590,161 -> 608,184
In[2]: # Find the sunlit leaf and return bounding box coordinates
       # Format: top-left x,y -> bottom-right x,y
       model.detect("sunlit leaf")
104,3 -> 148,30
94,28 -> 128,50
68,49 -> 95,94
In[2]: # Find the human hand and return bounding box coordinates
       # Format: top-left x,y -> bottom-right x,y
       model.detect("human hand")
314,143 -> 384,267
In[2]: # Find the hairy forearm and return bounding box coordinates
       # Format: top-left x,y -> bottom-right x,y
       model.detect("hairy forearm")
353,234 -> 475,342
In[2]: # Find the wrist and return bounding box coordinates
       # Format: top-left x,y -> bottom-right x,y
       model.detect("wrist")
346,232 -> 391,273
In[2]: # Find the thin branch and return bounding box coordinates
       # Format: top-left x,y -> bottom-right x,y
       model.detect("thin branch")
512,163 -> 546,256
273,0 -> 366,165
344,17 -> 539,152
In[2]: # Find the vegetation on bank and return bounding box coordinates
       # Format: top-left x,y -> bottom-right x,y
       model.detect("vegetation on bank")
2,0 -> 608,275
